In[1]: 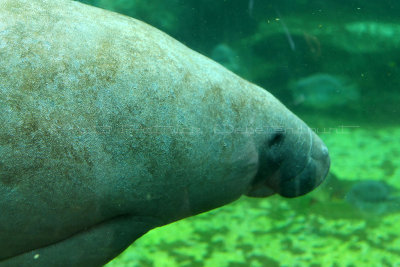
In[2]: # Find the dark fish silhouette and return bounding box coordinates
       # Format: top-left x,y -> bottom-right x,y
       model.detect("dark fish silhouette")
345,180 -> 400,215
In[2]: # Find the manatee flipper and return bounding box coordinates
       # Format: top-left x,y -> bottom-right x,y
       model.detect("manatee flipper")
0,216 -> 158,267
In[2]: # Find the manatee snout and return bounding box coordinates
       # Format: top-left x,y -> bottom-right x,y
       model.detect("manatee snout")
273,131 -> 330,198
247,124 -> 330,198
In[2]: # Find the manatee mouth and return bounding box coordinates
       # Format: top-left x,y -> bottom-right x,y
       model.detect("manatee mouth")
274,144 -> 330,197
246,128 -> 330,198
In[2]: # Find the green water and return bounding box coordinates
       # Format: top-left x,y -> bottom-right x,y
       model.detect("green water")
77,0 -> 400,266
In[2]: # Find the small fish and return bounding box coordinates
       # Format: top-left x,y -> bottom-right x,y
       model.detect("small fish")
289,73 -> 360,109
210,43 -> 240,72
345,180 -> 400,215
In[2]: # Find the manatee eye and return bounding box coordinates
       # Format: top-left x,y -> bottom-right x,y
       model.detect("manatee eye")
268,131 -> 285,148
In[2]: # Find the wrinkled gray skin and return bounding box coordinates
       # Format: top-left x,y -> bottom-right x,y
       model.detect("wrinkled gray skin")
0,0 -> 330,266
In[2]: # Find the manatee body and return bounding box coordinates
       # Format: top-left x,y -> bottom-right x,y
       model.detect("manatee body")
0,0 -> 330,266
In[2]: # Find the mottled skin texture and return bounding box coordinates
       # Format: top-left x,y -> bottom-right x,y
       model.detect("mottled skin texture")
0,0 -> 330,266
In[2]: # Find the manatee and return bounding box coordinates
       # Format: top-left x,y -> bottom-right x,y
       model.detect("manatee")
0,0 -> 330,266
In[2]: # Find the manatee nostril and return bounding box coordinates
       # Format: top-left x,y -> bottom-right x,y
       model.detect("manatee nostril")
321,145 -> 329,157
268,131 -> 285,148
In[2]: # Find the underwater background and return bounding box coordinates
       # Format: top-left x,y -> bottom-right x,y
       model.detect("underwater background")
77,0 -> 400,266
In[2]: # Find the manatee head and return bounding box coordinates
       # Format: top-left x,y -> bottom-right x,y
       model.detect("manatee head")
246,121 -> 330,198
